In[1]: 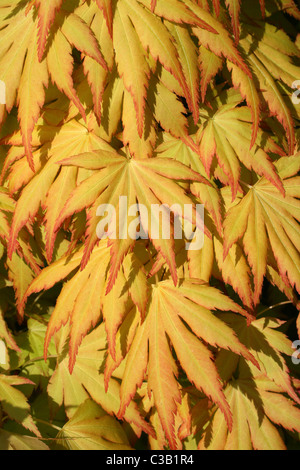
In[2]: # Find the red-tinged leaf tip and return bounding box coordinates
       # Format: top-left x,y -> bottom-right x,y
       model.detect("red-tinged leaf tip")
117,401 -> 129,421
213,0 -> 221,16
95,0 -> 113,38
36,0 -> 64,62
80,236 -> 97,273
105,324 -> 119,363
137,116 -> 144,139
23,137 -> 35,173
151,0 -> 157,13
259,0 -> 266,18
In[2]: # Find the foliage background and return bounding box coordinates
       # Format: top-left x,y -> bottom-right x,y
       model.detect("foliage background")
0,0 -> 299,450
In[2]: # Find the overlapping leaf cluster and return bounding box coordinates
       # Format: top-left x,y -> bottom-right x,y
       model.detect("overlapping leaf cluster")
0,0 -> 300,450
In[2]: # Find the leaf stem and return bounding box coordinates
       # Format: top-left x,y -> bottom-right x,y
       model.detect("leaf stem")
34,418 -> 62,433
240,180 -> 253,190
19,355 -> 58,370
257,301 -> 294,318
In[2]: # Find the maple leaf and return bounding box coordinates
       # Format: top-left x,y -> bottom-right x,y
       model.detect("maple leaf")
55,148 -> 210,291
7,117 -> 114,262
0,188 -> 15,246
196,90 -> 285,199
0,374 -> 41,437
21,241 -> 110,371
122,89 -> 157,159
213,234 -> 254,311
0,308 -> 19,357
56,399 -> 132,450
94,0 -> 113,37
0,188 -> 41,314
223,153 -> 300,305
0,0 -> 299,451
97,71 -> 125,142
240,19 -> 300,154
17,316 -> 57,381
155,133 -> 223,235
0,429 -> 49,451
0,2 -> 107,168
113,0 -> 217,138
199,45 -> 223,102
273,0 -> 300,20
138,0 -> 218,32
145,388 -> 193,450
227,61 -> 261,148
7,251 -> 38,317
199,376 -> 300,450
113,0 -> 151,139
225,0 -> 241,44
166,22 -> 201,124
22,241 -> 145,374
147,77 -> 202,155
117,279 -> 259,449
35,0 -> 64,61
79,1 -> 114,123
187,0 -> 251,78
47,321 -> 154,439
216,314 -> 300,404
